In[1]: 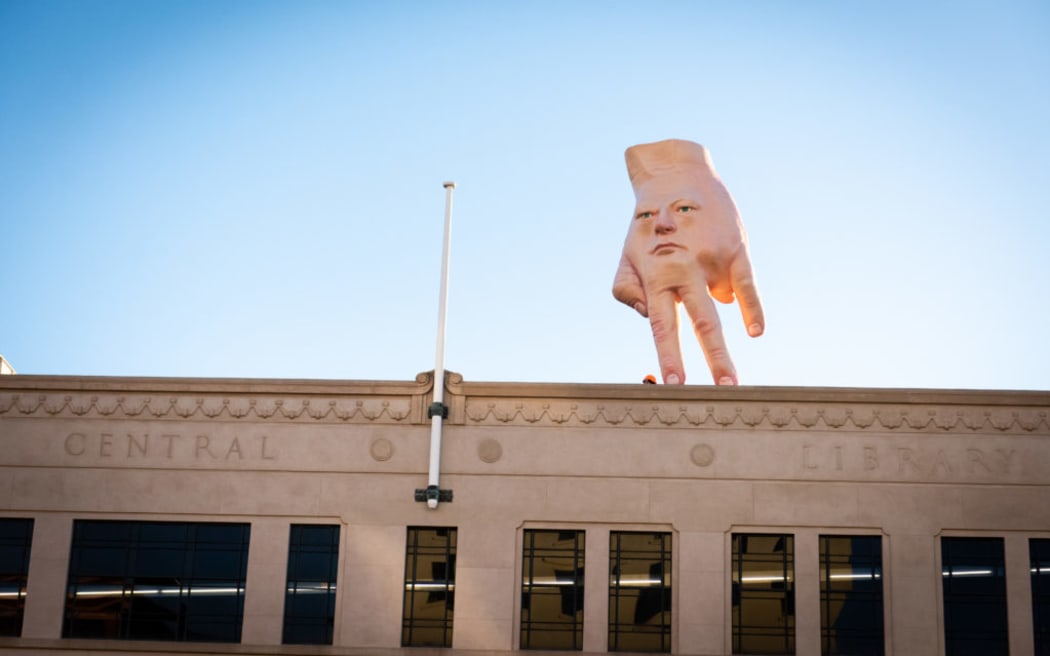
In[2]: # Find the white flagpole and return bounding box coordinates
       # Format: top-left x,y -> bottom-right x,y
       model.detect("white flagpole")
424,181 -> 455,508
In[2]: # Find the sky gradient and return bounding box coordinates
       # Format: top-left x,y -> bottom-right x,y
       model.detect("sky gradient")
2,0 -> 1048,390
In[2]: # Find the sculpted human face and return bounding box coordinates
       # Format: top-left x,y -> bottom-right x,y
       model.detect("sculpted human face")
625,170 -> 707,286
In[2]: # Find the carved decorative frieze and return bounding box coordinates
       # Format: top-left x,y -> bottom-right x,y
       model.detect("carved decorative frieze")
461,398 -> 1050,434
0,392 -> 415,424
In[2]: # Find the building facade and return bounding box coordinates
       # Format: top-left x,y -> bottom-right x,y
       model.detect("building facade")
0,371 -> 1048,655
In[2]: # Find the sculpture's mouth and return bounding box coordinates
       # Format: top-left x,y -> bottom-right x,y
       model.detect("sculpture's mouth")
651,242 -> 684,254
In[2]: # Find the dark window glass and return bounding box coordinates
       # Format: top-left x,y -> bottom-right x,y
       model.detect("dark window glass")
0,518 -> 34,637
941,537 -> 1008,656
820,535 -> 884,656
609,531 -> 671,653
521,529 -> 585,650
283,524 -> 339,645
63,520 -> 249,643
1031,539 -> 1050,655
402,527 -> 456,647
732,533 -> 795,654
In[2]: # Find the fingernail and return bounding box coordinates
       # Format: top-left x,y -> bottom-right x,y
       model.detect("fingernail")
634,302 -> 647,316
718,376 -> 736,386
748,323 -> 763,337
666,374 -> 681,385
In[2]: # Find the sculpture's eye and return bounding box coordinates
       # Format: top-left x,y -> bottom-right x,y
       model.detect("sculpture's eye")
676,205 -> 697,214
636,211 -> 654,220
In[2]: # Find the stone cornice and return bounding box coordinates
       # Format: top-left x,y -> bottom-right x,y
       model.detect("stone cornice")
1,372 -> 1047,434
0,372 -> 437,425
0,372 -> 435,396
454,378 -> 1050,433
459,396 -> 1050,432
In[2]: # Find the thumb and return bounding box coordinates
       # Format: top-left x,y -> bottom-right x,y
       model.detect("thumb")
612,251 -> 648,317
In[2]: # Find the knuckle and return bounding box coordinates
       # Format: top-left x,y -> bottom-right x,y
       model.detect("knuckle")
649,315 -> 676,341
734,272 -> 756,291
691,314 -> 721,338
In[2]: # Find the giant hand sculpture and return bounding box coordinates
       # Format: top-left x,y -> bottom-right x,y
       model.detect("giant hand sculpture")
613,139 -> 763,385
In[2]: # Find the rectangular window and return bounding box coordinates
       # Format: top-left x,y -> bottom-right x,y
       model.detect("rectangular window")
609,531 -> 671,653
819,535 -> 884,656
521,529 -> 585,650
941,537 -> 1008,656
1030,539 -> 1050,654
283,524 -> 339,645
0,518 -> 34,637
402,527 -> 456,647
63,520 -> 250,642
732,533 -> 795,654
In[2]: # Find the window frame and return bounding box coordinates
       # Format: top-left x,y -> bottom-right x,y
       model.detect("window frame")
282,523 -> 340,646
819,534 -> 885,656
731,532 -> 796,655
401,526 -> 457,648
608,530 -> 672,653
0,518 -> 34,638
940,535 -> 1009,656
520,528 -> 586,651
63,520 -> 250,643
1032,538 -> 1050,654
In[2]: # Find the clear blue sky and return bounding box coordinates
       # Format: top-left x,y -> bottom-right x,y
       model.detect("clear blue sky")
2,0 -> 1048,390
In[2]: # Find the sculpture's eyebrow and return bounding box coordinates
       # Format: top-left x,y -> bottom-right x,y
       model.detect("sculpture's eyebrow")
671,195 -> 702,208
634,204 -> 658,219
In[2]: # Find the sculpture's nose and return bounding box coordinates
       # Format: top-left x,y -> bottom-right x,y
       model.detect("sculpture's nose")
655,212 -> 677,235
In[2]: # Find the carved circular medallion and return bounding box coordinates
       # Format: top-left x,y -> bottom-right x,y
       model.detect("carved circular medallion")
690,443 -> 715,467
478,438 -> 503,463
370,438 -> 394,462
